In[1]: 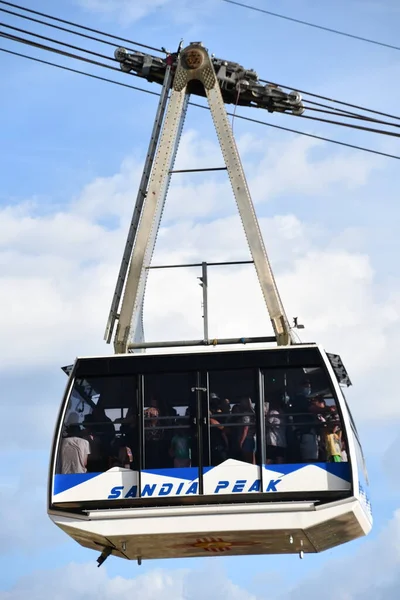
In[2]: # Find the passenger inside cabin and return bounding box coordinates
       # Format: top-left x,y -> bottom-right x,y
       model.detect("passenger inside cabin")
91,406 -> 115,450
309,396 -> 329,460
109,440 -> 134,469
83,411 -> 112,472
218,397 -> 231,424
59,423 -> 91,474
58,368 -> 350,474
227,403 -> 243,460
144,406 -> 165,468
209,407 -> 229,465
169,427 -> 191,467
265,395 -> 287,464
287,379 -> 313,462
325,422 -> 343,462
291,382 -> 322,463
238,397 -> 256,464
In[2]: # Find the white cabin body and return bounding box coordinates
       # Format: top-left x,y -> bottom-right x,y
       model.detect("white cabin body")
48,343 -> 372,561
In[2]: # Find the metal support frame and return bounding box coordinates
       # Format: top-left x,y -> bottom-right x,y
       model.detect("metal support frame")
110,42 -> 294,354
128,336 -> 276,350
204,85 -> 292,346
146,259 -> 254,342
199,262 -> 209,341
114,91 -> 190,352
169,167 -> 227,174
104,64 -> 174,344
148,260 -> 254,269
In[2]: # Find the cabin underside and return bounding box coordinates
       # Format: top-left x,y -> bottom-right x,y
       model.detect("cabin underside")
49,497 -> 371,561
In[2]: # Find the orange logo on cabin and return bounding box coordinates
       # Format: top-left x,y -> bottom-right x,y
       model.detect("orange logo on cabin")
173,537 -> 258,553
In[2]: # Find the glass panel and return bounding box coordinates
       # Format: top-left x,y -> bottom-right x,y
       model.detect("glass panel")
261,365 -> 351,494
53,376 -> 139,505
143,372 -> 195,472
262,366 -> 349,465
208,369 -> 258,465
342,392 -> 369,488
203,369 -> 261,496
56,376 -> 138,475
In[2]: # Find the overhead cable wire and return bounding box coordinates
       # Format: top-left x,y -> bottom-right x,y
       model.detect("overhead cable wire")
3,0 -> 399,125
222,0 -> 400,52
301,105 -> 400,129
0,30 -> 130,75
3,25 -> 400,134
298,113 -> 400,138
261,79 -> 400,122
1,20 -> 393,128
2,46 -> 399,161
301,99 -> 391,122
0,0 -> 165,53
0,5 -> 141,54
226,110 -> 400,160
0,47 -> 161,97
4,28 -> 400,138
4,22 -> 400,138
0,20 -> 119,63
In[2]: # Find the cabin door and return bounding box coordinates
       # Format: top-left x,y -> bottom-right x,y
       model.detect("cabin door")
195,368 -> 265,498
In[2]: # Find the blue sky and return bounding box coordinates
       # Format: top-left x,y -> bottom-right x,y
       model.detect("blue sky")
1,0 -> 400,597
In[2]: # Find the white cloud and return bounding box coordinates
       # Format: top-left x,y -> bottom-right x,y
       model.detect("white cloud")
0,371 -> 66,451
382,434 -> 400,487
163,131 -> 383,221
246,135 -> 382,204
149,210 -> 400,420
0,130 -> 381,368
1,128 -> 398,431
0,458 -> 64,555
280,508 -> 400,600
0,562 -> 257,600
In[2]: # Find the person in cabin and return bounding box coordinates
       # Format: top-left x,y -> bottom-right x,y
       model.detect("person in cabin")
169,427 -> 191,467
265,395 -> 287,464
59,423 -> 91,474
325,421 -> 343,462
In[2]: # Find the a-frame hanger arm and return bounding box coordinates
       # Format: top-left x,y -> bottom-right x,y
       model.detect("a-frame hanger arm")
113,42 -> 294,352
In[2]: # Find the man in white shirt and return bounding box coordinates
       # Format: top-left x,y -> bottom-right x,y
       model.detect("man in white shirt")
60,424 -> 91,474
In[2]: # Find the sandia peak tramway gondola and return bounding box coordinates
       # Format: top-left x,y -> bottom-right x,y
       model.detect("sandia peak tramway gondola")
47,42 -> 372,565
49,344 -> 371,563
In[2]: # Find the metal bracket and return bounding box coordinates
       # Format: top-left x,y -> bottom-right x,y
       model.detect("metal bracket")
96,546 -> 112,567
112,42 -> 294,353
104,62 -> 174,344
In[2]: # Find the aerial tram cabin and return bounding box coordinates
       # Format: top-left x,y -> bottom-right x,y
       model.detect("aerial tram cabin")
48,343 -> 372,562
47,42 -> 372,564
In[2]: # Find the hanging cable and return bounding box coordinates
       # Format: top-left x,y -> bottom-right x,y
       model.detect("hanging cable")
3,25 -> 400,134
1,47 -> 399,161
0,30 -> 130,75
2,0 -> 400,126
261,79 -> 400,123
0,21 -> 119,63
3,0 -> 400,126
301,99 -> 399,124
0,47 -> 160,96
192,103 -> 400,160
0,6 -> 141,54
298,114 -> 400,138
2,18 -> 391,128
0,0 -> 165,53
222,0 -> 400,52
301,105 -> 400,129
